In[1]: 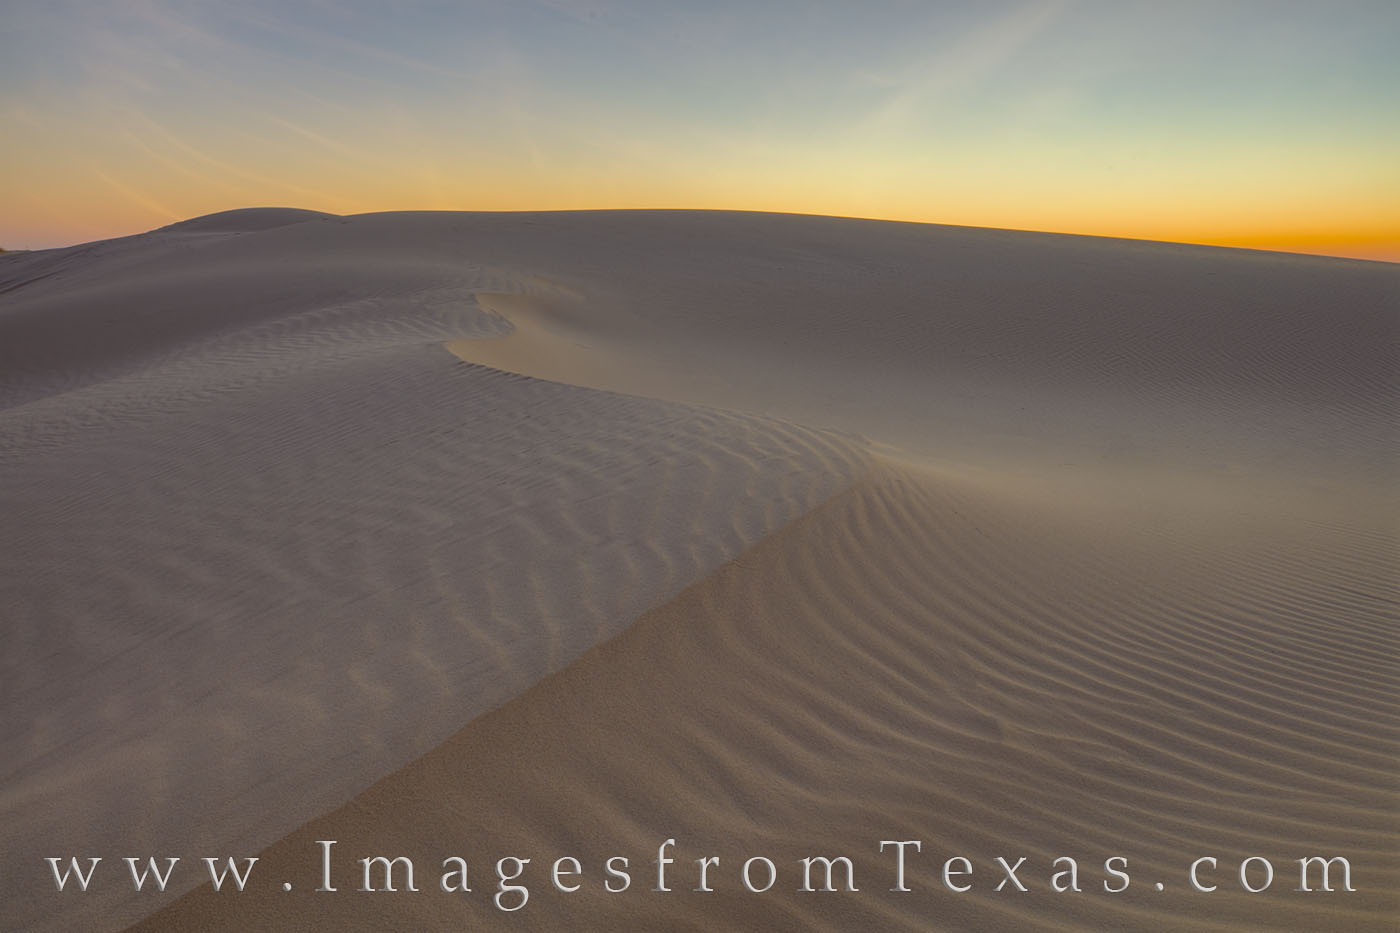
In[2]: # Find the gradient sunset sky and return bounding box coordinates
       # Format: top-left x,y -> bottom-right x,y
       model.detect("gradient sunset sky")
3,0 -> 1397,260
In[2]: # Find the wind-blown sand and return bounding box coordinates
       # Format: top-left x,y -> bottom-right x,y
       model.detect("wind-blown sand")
1,209 -> 1395,931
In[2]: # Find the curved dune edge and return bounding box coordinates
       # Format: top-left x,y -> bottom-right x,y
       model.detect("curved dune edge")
435,211 -> 1397,492
130,458 -> 1398,932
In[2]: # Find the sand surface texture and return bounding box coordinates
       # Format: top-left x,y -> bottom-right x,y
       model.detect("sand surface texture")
2,209 -> 1395,931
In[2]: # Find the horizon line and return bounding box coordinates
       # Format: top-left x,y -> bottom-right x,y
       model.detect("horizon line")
5,206 -> 1396,266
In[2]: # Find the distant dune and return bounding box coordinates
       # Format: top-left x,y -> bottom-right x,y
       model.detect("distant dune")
1,209 -> 1395,931
155,207 -> 339,233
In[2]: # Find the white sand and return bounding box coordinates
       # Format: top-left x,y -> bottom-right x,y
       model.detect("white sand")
1,208 -> 1395,931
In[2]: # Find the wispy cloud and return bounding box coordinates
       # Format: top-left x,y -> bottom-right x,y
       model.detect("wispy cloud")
217,1 -> 477,83
126,108 -> 343,203
858,0 -> 1073,135
90,166 -> 181,221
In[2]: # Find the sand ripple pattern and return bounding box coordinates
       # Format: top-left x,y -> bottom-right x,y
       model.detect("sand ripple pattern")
136,460 -> 1398,932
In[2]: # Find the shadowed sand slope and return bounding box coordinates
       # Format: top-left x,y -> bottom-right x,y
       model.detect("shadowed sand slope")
1,209 -> 1395,931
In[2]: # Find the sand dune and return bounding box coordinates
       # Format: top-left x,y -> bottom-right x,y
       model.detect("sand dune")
1,209 -> 1395,931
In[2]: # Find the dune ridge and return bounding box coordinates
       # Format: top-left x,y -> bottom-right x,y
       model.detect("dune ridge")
1,208 -> 1394,931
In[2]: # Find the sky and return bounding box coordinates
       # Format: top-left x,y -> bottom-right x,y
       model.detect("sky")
2,0 -> 1397,260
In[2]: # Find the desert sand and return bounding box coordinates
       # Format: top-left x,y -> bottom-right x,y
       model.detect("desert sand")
1,208 -> 1395,931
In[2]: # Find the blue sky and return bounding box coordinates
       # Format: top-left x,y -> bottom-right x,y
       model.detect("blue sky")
3,0 -> 1397,258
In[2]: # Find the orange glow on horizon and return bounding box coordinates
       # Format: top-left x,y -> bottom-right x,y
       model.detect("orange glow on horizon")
3,194 -> 1396,265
